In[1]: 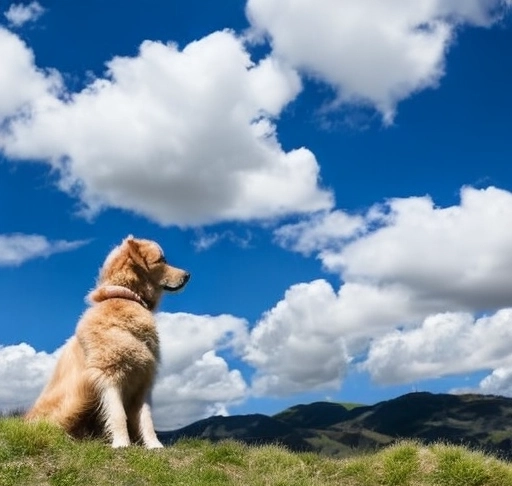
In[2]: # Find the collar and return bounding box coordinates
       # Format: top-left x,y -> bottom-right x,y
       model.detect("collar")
87,285 -> 149,309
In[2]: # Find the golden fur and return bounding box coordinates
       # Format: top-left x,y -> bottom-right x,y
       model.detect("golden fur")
25,236 -> 190,448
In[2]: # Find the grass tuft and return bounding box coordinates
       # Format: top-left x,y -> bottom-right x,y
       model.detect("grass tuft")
0,417 -> 70,460
380,442 -> 420,485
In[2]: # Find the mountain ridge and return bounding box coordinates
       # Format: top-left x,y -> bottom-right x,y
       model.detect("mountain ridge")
158,392 -> 512,459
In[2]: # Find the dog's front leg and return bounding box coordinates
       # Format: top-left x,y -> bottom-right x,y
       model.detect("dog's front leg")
138,395 -> 163,449
100,384 -> 131,448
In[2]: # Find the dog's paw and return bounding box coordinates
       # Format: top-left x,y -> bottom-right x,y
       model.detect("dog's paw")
145,440 -> 164,449
111,438 -> 131,449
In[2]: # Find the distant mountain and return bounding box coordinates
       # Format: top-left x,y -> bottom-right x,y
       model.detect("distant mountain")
274,401 -> 352,429
158,392 -> 512,459
158,413 -> 314,452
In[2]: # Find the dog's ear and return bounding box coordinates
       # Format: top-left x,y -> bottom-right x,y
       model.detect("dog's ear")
125,236 -> 148,270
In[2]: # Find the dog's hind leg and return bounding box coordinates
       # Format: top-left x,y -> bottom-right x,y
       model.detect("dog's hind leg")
99,383 -> 131,448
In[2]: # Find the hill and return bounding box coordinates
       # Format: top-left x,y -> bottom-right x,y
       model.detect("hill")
158,413 -> 314,452
159,392 -> 512,459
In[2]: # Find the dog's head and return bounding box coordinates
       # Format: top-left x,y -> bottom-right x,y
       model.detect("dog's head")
97,235 -> 190,310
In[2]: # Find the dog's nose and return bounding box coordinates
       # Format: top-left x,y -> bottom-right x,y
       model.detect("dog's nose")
183,272 -> 191,283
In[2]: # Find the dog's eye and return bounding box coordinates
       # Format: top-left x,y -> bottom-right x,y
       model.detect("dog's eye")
156,255 -> 167,264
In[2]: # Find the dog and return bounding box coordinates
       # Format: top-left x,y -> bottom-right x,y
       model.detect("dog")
25,236 -> 190,448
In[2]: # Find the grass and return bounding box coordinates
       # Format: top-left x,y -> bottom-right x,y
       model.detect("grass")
2,417 -> 512,486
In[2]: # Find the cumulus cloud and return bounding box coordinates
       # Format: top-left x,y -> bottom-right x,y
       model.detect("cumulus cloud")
278,186 -> 512,312
149,312 -> 249,429
274,210 -> 366,256
478,367 -> 512,396
258,186 -> 512,393
325,186 -> 512,311
363,309 -> 512,384
243,278 -> 425,396
4,2 -> 44,27
1,2 -> 508,226
0,233 -> 89,266
246,0 -> 510,122
245,280 -> 349,396
0,29 -> 333,226
0,343 -> 58,413
0,28 -> 61,119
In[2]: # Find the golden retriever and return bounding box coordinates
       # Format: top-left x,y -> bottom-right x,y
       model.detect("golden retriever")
25,235 -> 190,448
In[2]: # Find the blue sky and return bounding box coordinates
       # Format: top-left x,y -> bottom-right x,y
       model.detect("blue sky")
2,0 -> 512,430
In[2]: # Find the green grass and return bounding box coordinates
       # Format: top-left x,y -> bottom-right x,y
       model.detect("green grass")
2,418 -> 512,486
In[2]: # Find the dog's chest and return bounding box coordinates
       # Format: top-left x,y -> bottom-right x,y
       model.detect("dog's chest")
77,304 -> 161,372
114,328 -> 160,372
126,322 -> 160,358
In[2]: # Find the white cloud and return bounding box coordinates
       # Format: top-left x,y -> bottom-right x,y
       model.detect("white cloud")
261,186 -> 512,394
0,27 -> 61,119
193,232 -> 221,252
154,350 -> 246,430
245,280 -> 349,396
279,186 -> 512,312
4,2 -> 44,27
477,367 -> 512,396
0,233 -> 89,266
363,309 -> 512,384
192,229 -> 253,252
326,186 -> 512,311
274,210 -> 366,256
152,312 -> 249,429
0,29 -> 333,226
246,0 -> 510,122
243,278 -> 425,396
0,343 -> 58,413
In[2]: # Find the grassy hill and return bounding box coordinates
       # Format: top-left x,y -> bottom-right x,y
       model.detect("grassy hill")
3,417 -> 512,486
160,393 -> 512,459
